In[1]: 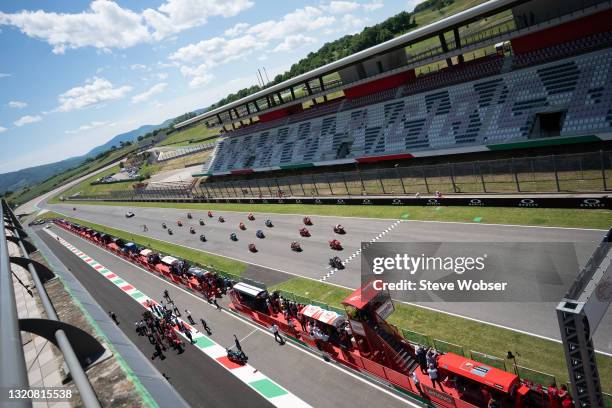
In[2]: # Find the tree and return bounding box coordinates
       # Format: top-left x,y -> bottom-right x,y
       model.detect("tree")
137,135 -> 144,141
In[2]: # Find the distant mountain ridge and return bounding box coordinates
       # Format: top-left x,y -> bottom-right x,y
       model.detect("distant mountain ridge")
0,120 -> 172,194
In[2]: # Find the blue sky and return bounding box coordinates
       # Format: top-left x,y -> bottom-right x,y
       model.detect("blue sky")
0,0 -> 417,174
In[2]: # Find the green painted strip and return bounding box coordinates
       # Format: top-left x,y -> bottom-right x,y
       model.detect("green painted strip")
130,291 -> 145,299
401,213 -> 410,219
248,378 -> 288,398
112,278 -> 126,286
193,336 -> 215,348
279,162 -> 314,170
473,217 -> 482,222
487,135 -> 600,151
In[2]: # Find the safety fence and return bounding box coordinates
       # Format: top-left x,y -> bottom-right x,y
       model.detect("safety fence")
156,142 -> 216,162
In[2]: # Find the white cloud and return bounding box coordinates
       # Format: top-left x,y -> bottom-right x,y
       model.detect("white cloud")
364,1 -> 384,11
143,0 -> 254,40
325,1 -> 361,14
224,22 -> 250,37
14,115 -> 42,127
65,120 -> 109,134
0,0 -> 150,54
130,64 -> 147,71
0,0 -> 254,53
0,126 -> 7,133
132,82 -> 168,103
341,14 -> 369,33
8,101 -> 27,109
155,72 -> 169,80
273,34 -> 316,52
247,6 -> 335,42
0,73 -> 10,78
57,77 -> 132,112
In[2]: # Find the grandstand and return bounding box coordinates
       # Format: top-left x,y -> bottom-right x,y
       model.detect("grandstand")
176,0 -> 612,182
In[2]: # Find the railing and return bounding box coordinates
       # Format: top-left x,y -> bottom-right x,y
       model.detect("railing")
1,199 -> 103,407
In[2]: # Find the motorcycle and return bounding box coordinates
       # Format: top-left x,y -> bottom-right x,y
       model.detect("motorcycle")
162,222 -> 167,229
256,230 -> 265,239
199,219 -> 205,226
333,225 -> 346,234
189,227 -> 196,234
329,256 -> 344,269
187,213 -> 192,219
299,227 -> 310,237
168,229 -> 173,235
208,211 -> 213,218
218,216 -> 225,223
329,239 -> 343,250
73,207 -> 76,211
199,234 -> 206,242
177,220 -> 183,227
247,213 -> 255,221
230,233 -> 238,241
265,219 -> 273,228
248,243 -> 257,252
239,222 -> 246,230
291,241 -> 302,252
303,217 -> 312,226
226,348 -> 248,365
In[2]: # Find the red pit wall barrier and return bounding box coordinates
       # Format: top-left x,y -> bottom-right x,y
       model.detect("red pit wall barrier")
344,71 -> 415,99
511,9 -> 612,54
258,103 -> 303,123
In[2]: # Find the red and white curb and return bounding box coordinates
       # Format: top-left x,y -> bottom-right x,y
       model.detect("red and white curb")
45,229 -> 311,408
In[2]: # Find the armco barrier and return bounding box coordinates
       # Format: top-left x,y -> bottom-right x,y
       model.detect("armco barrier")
73,194 -> 611,209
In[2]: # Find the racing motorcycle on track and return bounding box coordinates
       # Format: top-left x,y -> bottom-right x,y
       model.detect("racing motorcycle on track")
303,217 -> 313,226
290,241 -> 302,252
299,227 -> 310,237
329,256 -> 344,269
226,348 -> 248,365
333,224 -> 346,234
187,213 -> 193,219
247,213 -> 255,221
162,222 -> 167,229
248,243 -> 257,252
208,211 -> 213,218
199,234 -> 206,242
189,227 -> 196,234
168,228 -> 173,235
199,219 -> 205,226
218,216 -> 225,223
265,219 -> 273,228
239,222 -> 246,230
177,220 -> 183,227
230,232 -> 238,241
329,239 -> 343,250
256,230 -> 265,239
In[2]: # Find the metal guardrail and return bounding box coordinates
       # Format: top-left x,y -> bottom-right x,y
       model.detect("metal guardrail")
1,199 -> 103,407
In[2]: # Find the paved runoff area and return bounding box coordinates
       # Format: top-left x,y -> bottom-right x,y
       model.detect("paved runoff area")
45,202 -> 612,354
38,224 -> 417,408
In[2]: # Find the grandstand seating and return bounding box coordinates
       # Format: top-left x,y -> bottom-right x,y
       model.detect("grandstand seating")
208,46 -> 612,174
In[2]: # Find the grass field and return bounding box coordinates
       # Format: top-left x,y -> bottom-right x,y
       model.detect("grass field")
35,210 -> 612,393
58,201 -> 612,230
270,278 -> 612,393
37,211 -> 247,275
158,125 -> 219,147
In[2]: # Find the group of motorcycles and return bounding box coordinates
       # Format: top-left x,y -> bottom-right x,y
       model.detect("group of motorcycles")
157,211 -> 346,264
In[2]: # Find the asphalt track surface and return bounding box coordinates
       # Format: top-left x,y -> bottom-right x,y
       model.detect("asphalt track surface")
37,228 -> 274,408
45,202 -> 612,354
41,224 -> 416,408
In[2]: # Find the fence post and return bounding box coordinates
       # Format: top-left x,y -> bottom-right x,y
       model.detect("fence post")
326,174 -> 334,196
298,176 -> 307,196
422,166 -> 430,193
552,155 -> 561,192
396,167 -> 407,194
476,161 -> 486,193
449,163 -> 458,193
311,174 -> 319,196
356,167 -> 366,195
378,170 -> 386,194
342,173 -> 350,196
511,158 -> 521,192
286,179 -> 294,197
600,150 -> 608,191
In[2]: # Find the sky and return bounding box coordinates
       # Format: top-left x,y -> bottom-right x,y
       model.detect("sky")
0,0 -> 419,174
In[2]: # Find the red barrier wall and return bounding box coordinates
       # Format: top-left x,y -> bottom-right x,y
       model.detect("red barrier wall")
259,103 -> 303,123
344,71 -> 415,99
511,9 -> 612,54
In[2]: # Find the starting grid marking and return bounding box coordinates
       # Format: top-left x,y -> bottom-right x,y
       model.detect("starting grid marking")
45,228 -> 311,408
320,220 -> 403,282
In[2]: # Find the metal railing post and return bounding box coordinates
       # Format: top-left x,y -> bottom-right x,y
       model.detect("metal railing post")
511,158 -> 521,192
600,150 -> 608,191
552,155 -> 561,192
0,204 -> 31,408
477,161 -> 487,193
422,166 -> 430,194
449,163 -> 458,193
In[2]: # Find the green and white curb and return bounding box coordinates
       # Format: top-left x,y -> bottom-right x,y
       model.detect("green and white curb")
45,228 -> 311,408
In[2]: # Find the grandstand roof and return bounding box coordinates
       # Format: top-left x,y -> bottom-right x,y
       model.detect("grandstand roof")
175,0 -> 525,130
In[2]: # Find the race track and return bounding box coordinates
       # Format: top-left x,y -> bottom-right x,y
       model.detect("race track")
46,202 -> 612,353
